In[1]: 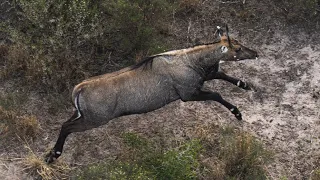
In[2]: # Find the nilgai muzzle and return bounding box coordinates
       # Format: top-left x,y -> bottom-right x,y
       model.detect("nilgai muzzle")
45,25 -> 258,163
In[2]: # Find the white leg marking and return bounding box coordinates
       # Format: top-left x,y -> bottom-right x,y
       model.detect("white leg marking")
76,110 -> 81,119
56,151 -> 61,155
73,92 -> 82,120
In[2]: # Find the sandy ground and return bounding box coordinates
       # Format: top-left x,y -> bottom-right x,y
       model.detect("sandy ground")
243,36 -> 320,179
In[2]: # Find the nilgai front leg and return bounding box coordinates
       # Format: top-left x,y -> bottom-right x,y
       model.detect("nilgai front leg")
214,71 -> 252,90
187,90 -> 242,120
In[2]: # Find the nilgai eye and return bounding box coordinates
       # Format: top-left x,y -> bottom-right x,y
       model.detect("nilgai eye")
221,46 -> 228,53
235,47 -> 242,52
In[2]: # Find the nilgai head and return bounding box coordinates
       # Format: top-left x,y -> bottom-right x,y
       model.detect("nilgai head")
217,25 -> 258,61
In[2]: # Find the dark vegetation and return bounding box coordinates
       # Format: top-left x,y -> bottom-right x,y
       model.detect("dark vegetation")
0,0 -> 319,179
1,0 -> 179,97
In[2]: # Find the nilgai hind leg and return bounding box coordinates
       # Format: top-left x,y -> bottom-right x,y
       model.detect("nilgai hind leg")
45,111 -> 87,163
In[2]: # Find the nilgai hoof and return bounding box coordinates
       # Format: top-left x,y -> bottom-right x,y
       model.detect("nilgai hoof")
45,150 -> 57,164
239,81 -> 252,91
243,83 -> 252,90
231,107 -> 242,120
245,81 -> 259,92
235,113 -> 242,120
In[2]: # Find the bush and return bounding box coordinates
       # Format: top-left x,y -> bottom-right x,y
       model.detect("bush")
272,0 -> 320,24
219,130 -> 272,180
0,92 -> 39,141
2,0 -> 176,96
196,125 -> 273,180
76,127 -> 273,180
0,106 -> 39,141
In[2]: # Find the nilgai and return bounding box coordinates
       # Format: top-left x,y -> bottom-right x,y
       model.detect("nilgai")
46,26 -> 258,163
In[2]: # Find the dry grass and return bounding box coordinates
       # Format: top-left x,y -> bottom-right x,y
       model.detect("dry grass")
193,123 -> 273,179
21,145 -> 70,180
0,106 -> 40,141
0,89 -> 40,141
0,91 -> 69,179
0,44 -> 29,79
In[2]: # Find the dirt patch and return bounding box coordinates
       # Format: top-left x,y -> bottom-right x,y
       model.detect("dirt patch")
233,34 -> 320,179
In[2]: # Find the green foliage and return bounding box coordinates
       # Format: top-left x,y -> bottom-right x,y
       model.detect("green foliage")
76,128 -> 272,180
2,0 -> 176,96
196,125 -> 273,179
76,162 -> 154,180
146,140 -> 202,179
120,132 -> 202,179
279,176 -> 288,180
0,91 -> 27,111
311,168 -> 320,180
122,132 -> 148,148
76,132 -> 202,180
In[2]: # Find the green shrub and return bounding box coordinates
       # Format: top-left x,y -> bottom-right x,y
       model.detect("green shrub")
76,162 -> 154,180
76,132 -> 202,180
121,132 -> 202,179
196,125 -> 273,180
147,140 -> 202,179
76,128 -> 272,180
122,132 -> 148,149
311,168 -> 320,180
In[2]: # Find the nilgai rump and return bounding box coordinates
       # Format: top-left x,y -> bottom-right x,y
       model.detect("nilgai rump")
46,26 -> 258,163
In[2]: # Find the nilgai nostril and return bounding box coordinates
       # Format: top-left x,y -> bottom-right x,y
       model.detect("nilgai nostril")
45,25 -> 259,163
